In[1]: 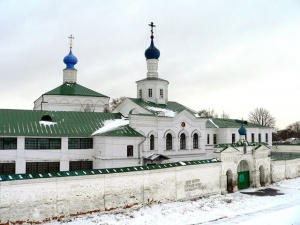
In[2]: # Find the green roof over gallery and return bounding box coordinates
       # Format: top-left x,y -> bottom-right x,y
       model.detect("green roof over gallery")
43,83 -> 108,98
0,109 -> 142,137
206,118 -> 269,129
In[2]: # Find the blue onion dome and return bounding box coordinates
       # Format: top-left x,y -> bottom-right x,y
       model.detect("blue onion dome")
238,124 -> 247,135
145,39 -> 160,59
63,50 -> 78,69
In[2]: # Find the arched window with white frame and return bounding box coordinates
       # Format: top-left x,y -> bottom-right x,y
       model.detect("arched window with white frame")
150,135 -> 154,150
180,133 -> 186,149
166,133 -> 172,150
193,133 -> 199,149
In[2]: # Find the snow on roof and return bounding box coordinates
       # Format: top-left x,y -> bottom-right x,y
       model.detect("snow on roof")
146,106 -> 177,117
92,118 -> 129,135
39,121 -> 57,126
209,119 -> 219,128
194,113 -> 201,118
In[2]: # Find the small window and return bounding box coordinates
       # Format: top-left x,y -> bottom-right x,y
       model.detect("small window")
160,89 -> 163,98
68,138 -> 93,149
258,133 -> 261,142
25,138 -> 61,149
0,138 -> 17,150
150,135 -> 154,150
213,134 -> 217,144
180,133 -> 186,149
166,133 -> 172,150
148,89 -> 153,98
193,133 -> 199,149
0,163 -> 15,174
139,89 -> 142,98
127,145 -> 133,157
207,134 -> 210,144
26,162 -> 60,174
41,115 -> 52,122
266,133 -> 268,143
232,133 -> 235,143
69,161 -> 93,171
251,133 -> 255,142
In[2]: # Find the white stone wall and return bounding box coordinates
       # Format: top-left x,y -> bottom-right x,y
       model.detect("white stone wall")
130,112 -> 207,162
33,95 -> 109,112
0,137 -> 95,174
206,127 -> 272,146
0,163 -> 221,224
93,136 -> 145,169
271,158 -> 300,182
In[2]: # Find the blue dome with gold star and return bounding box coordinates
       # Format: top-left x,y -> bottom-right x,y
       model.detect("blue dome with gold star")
63,50 -> 78,69
145,39 -> 160,59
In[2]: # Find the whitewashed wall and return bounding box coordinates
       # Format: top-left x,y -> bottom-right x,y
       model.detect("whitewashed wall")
34,95 -> 109,112
0,162 -> 221,224
271,158 -> 300,182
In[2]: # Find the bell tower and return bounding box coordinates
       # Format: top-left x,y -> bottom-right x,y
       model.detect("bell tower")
136,22 -> 169,105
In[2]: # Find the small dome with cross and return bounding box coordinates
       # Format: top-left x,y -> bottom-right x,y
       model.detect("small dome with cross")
145,22 -> 160,60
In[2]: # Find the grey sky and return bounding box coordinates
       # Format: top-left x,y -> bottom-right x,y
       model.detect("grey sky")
1,0 -> 300,129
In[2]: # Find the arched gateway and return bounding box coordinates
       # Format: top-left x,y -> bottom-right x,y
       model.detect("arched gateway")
237,160 -> 251,190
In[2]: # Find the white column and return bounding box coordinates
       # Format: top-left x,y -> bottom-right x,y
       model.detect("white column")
16,137 -> 26,174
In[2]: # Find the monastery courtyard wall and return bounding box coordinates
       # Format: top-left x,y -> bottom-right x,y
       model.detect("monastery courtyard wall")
0,162 -> 221,224
0,158 -> 300,224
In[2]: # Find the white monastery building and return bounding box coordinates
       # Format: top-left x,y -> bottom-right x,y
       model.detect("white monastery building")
0,23 -> 273,192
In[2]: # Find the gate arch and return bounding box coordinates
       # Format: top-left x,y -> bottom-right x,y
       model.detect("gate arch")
237,160 -> 251,190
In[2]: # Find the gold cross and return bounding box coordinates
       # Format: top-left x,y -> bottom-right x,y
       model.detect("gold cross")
68,34 -> 74,49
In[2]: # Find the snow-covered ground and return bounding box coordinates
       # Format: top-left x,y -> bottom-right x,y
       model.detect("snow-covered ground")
48,178 -> 300,225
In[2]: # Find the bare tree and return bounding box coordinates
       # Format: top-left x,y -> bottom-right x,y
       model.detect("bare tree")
198,109 -> 217,118
110,96 -> 126,111
80,103 -> 95,112
198,109 -> 230,119
287,121 -> 300,138
248,107 -> 276,127
220,111 -> 230,119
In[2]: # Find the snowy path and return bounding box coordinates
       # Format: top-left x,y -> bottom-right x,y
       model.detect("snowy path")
48,178 -> 300,225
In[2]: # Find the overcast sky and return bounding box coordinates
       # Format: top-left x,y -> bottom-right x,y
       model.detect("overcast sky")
1,0 -> 299,129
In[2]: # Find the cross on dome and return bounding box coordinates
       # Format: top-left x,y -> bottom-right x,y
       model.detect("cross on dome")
145,22 -> 160,59
68,34 -> 74,49
148,22 -> 156,39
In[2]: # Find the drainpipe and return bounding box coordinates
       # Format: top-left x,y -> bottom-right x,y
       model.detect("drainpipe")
138,137 -> 146,165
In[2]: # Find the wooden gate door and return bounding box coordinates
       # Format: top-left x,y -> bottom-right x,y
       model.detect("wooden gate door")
237,171 -> 250,190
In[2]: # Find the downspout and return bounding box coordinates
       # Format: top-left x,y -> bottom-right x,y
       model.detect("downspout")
138,136 -> 146,165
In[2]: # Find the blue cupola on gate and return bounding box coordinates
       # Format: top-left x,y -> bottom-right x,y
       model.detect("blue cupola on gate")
238,124 -> 247,136
63,35 -> 78,69
145,22 -> 160,59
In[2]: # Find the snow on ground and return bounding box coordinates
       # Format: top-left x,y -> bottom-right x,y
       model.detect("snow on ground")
92,118 -> 129,135
47,177 -> 300,225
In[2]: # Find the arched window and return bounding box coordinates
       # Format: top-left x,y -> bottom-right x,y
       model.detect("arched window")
150,135 -> 154,150
180,133 -> 186,149
166,133 -> 172,150
193,133 -> 198,149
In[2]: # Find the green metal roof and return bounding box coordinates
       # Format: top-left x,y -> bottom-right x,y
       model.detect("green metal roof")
0,109 -> 142,137
206,118 -> 269,129
129,98 -> 197,116
44,82 -> 108,98
0,158 -> 221,182
94,124 -> 143,137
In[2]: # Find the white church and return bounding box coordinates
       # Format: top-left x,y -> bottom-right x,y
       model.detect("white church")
0,23 -> 272,191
